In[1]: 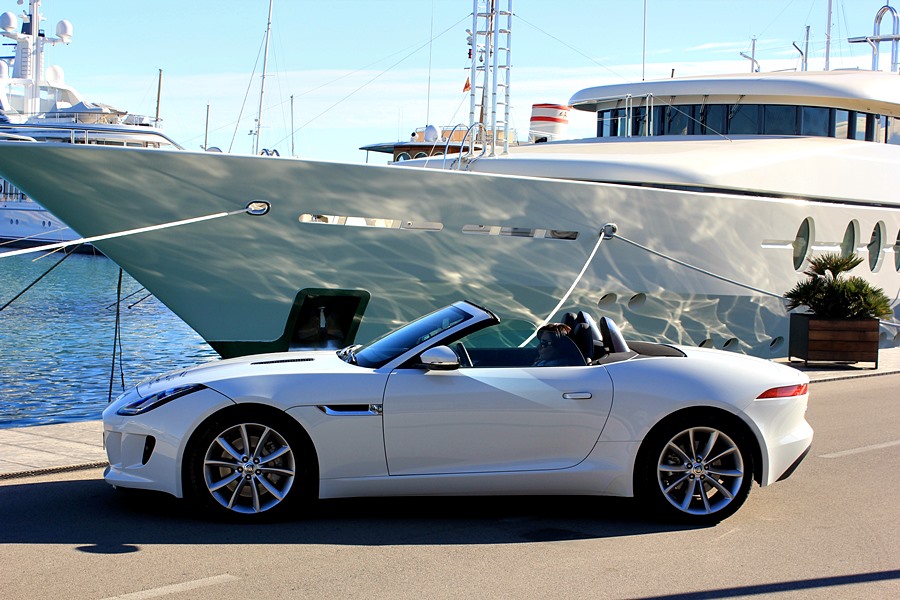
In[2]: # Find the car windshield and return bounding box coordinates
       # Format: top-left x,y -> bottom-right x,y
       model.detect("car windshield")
352,305 -> 473,368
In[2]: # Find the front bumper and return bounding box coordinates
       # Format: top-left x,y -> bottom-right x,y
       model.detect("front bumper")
103,387 -> 234,498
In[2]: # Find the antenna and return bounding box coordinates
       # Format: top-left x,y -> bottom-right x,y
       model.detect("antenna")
254,0 -> 274,155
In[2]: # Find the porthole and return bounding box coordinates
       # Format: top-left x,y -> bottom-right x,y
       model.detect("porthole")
769,336 -> 785,353
792,217 -> 814,271
840,221 -> 858,257
867,221 -> 885,271
413,152 -> 428,159
396,152 -> 411,162
597,293 -> 617,307
627,293 -> 646,309
894,229 -> 900,272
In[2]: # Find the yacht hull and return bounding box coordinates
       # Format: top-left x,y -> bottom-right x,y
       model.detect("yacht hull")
0,141 -> 897,357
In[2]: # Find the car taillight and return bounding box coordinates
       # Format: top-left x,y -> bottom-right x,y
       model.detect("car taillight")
757,383 -> 808,399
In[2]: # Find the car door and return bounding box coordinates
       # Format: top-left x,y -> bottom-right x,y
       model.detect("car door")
381,364 -> 614,475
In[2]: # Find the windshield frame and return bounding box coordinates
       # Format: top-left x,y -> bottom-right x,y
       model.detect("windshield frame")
349,302 -> 496,369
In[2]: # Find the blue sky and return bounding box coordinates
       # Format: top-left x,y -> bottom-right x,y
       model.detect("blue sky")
15,0 -> 893,162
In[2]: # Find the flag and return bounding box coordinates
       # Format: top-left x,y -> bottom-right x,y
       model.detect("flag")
462,77 -> 471,93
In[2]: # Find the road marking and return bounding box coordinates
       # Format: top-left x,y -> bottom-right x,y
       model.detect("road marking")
819,439 -> 900,459
99,574 -> 239,599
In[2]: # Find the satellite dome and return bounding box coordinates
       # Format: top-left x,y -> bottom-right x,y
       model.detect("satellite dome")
423,124 -> 440,143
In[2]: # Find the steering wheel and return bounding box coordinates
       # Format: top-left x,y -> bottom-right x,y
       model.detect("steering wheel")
455,343 -> 473,368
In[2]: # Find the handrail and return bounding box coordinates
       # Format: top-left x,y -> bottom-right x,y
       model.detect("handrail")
452,122 -> 488,171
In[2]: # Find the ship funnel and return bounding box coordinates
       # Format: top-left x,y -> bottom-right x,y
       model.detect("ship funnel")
529,103 -> 571,143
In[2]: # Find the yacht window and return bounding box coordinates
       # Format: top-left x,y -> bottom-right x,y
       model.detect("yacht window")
611,109 -> 626,137
632,107 -> 647,136
894,229 -> 900,272
834,110 -> 850,138
800,107 -> 830,136
792,218 -> 813,271
664,105 -> 691,135
841,221 -> 858,257
597,110 -> 611,137
764,106 -> 798,135
396,152 -> 411,161
868,222 -> 885,271
728,104 -> 760,135
700,105 -> 727,135
888,118 -> 900,145
852,113 -> 868,141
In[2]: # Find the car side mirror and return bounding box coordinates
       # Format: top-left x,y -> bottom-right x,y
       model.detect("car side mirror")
420,346 -> 460,371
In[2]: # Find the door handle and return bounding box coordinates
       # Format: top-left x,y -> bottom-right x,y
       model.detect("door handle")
563,392 -> 592,400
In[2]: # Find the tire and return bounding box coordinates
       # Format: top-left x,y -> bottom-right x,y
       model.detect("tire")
638,415 -> 754,525
186,410 -> 312,520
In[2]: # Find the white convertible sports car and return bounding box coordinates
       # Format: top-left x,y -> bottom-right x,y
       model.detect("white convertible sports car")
103,301 -> 813,524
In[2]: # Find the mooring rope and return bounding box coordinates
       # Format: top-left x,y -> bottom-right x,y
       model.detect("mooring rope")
108,268 -> 125,403
0,244 -> 82,311
519,228 -> 612,347
608,230 -> 783,299
0,205 -> 262,260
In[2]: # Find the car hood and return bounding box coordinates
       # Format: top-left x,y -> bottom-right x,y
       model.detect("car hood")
135,350 -> 356,397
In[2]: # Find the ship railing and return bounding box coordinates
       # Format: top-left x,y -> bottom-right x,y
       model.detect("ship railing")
444,122 -> 489,170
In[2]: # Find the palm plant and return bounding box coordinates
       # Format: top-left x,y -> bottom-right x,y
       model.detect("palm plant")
784,253 -> 893,319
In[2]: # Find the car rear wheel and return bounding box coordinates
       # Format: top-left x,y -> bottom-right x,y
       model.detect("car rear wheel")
187,412 -> 309,519
640,417 -> 753,525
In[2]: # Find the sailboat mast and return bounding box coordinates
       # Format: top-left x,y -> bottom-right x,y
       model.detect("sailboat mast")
255,0 -> 274,155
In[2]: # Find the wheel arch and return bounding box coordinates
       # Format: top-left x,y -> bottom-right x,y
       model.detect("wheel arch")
180,402 -> 320,501
633,406 -> 763,493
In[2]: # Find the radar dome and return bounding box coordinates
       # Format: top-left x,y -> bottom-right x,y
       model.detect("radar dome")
46,65 -> 64,84
423,124 -> 440,143
0,11 -> 17,34
56,20 -> 73,43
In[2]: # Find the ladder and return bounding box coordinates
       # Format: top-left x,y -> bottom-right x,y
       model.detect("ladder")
467,0 -> 512,156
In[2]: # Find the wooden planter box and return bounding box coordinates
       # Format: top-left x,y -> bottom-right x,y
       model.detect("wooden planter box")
788,313 -> 880,368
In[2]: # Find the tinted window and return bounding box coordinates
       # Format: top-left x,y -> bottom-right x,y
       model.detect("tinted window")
764,105 -> 798,134
701,105 -> 727,135
835,110 -> 850,138
729,104 -> 760,134
800,106 -> 830,136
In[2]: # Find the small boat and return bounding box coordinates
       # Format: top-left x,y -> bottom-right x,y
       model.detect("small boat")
0,1 -> 898,359
0,0 -> 180,249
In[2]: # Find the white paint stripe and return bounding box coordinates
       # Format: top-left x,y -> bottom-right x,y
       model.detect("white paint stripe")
99,574 -> 239,599
819,439 -> 900,459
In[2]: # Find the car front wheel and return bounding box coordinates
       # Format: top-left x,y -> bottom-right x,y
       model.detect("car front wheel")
640,417 -> 754,525
187,412 -> 309,519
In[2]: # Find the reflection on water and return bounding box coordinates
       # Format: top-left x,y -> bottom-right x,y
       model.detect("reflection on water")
0,252 -> 217,428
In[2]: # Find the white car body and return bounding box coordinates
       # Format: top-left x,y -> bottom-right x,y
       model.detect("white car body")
103,301 -> 812,523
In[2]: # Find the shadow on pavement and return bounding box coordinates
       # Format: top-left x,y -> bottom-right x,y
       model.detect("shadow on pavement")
0,471 -> 699,551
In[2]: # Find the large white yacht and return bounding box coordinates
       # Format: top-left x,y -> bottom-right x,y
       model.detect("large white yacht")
0,1 -> 898,359
0,0 -> 180,248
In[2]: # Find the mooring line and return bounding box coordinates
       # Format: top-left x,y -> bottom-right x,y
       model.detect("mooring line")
0,205 -> 259,260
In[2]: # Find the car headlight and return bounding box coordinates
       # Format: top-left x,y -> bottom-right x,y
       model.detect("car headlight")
116,384 -> 207,416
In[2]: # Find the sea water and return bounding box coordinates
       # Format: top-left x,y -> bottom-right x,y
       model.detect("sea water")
0,251 -> 218,428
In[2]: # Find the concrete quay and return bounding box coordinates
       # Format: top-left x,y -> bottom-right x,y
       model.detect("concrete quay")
2,347 -> 899,480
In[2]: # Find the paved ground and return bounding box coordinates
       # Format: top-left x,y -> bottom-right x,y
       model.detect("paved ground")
1,373 -> 898,599
1,347 -> 899,479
